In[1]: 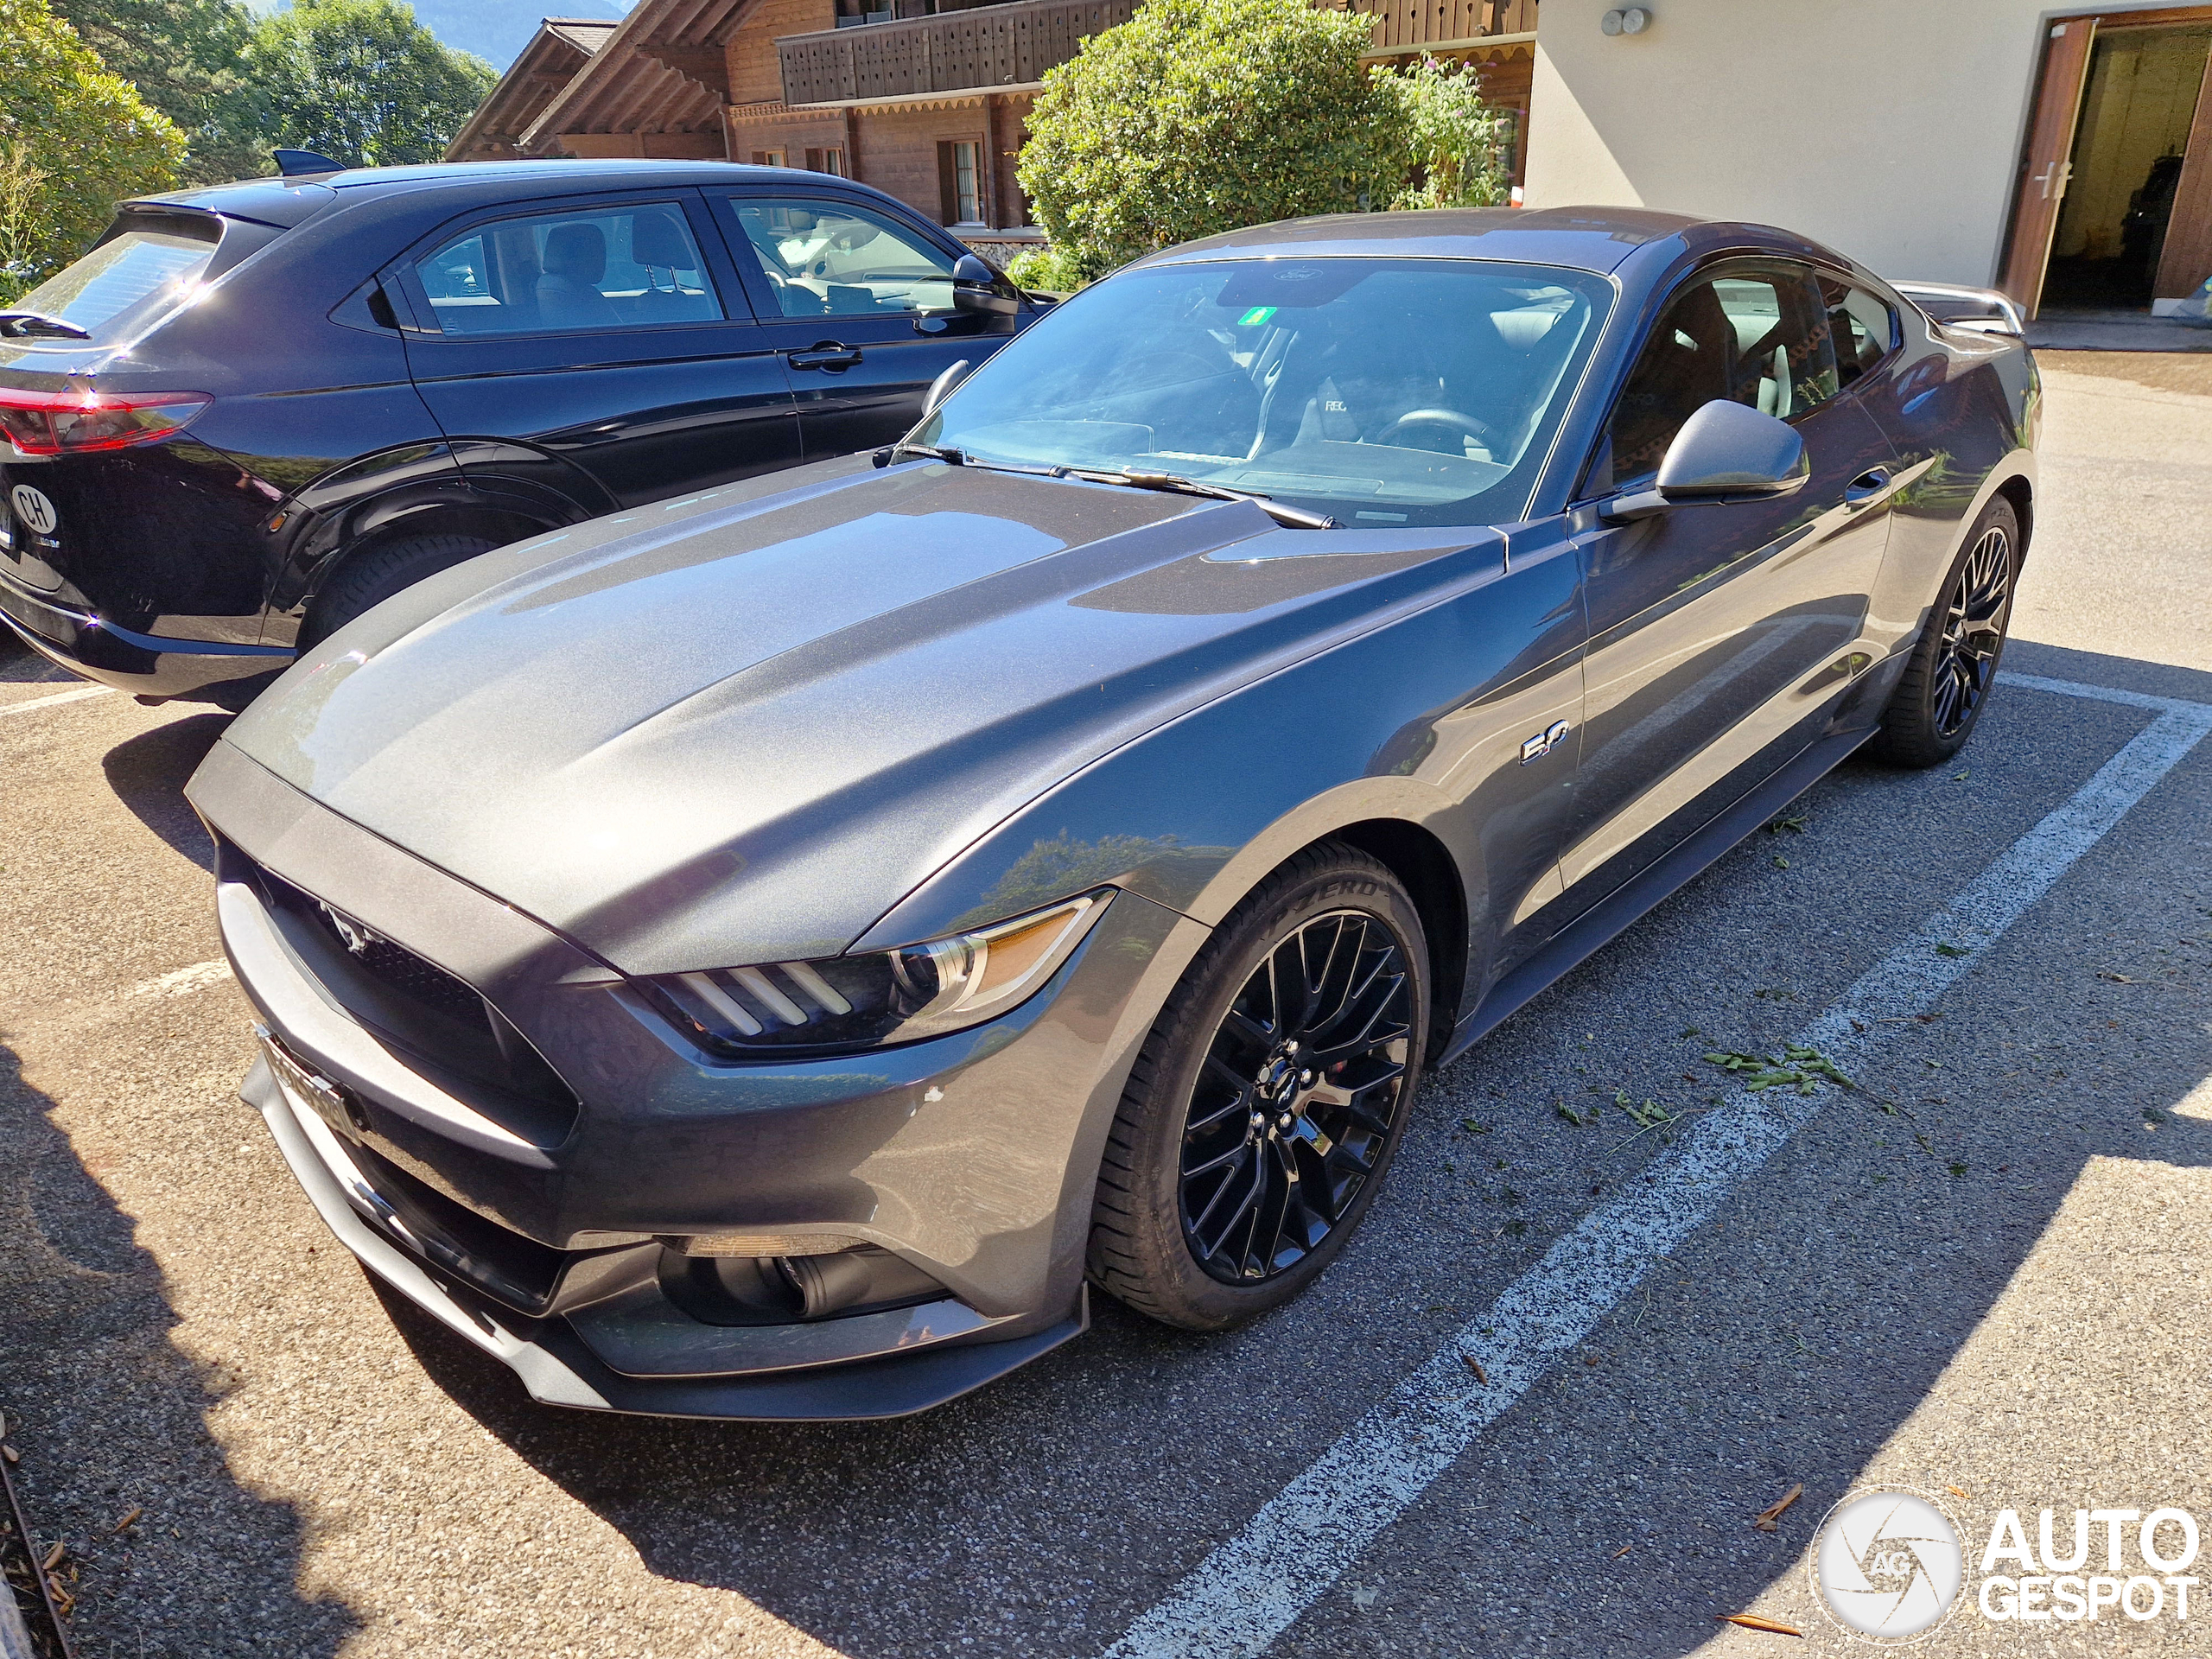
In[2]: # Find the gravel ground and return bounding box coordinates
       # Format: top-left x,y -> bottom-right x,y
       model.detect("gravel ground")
0,356 -> 2206,1657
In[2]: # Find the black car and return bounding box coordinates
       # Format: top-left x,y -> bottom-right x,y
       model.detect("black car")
0,160 -> 1033,706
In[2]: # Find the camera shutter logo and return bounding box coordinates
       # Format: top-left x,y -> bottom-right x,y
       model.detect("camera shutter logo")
9,485 -> 56,537
1811,1488 -> 1965,1641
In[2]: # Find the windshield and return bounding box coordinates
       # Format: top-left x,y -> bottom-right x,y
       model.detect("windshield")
7,223 -> 221,342
918,257 -> 1611,526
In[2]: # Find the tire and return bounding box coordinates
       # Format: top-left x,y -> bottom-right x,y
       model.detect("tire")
1866,496 -> 2020,769
1087,842 -> 1428,1331
304,532 -> 498,646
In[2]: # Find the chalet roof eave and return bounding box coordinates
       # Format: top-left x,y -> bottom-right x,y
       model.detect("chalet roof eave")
447,24 -> 594,161
522,0 -> 757,149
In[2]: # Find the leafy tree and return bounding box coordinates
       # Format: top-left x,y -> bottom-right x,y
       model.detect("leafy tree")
50,0 -> 272,184
0,0 -> 185,303
245,0 -> 497,169
1389,55 -> 1512,212
1017,0 -> 1408,282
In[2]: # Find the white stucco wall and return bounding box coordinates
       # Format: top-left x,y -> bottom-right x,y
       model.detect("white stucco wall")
1523,0 -> 2197,287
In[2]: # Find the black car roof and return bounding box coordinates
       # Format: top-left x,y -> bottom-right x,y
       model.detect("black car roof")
1142,207 -> 1840,277
130,160 -> 862,230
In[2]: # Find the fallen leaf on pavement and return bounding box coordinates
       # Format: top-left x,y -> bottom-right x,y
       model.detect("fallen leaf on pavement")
2,1446 -> 16,1465
1947,1484 -> 1971,1499
1464,1356 -> 1487,1384
1717,1612 -> 1803,1637
2098,971 -> 2136,982
1611,1543 -> 1632,1559
1752,1483 -> 1803,1532
41,1541 -> 63,1571
112,1505 -> 143,1534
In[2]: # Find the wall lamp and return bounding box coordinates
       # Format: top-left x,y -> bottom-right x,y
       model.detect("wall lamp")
1601,7 -> 1652,34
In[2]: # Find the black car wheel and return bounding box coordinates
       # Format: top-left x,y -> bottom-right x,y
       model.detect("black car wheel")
1868,497 -> 2019,768
304,531 -> 498,647
1088,842 -> 1427,1330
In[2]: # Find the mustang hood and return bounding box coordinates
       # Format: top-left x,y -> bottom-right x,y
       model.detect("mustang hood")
211,461 -> 1502,974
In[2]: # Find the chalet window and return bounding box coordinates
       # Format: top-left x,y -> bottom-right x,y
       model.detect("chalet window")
751,149 -> 786,167
805,147 -> 845,177
936,139 -> 982,226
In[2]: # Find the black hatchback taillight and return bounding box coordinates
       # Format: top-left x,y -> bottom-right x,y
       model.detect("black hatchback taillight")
0,386 -> 210,455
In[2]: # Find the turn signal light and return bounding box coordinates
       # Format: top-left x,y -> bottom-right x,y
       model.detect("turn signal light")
0,387 -> 211,456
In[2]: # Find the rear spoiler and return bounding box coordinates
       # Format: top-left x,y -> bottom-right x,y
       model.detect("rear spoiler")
1892,282 -> 2025,339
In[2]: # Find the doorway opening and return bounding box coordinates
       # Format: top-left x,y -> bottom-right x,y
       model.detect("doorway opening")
2044,23 -> 2212,310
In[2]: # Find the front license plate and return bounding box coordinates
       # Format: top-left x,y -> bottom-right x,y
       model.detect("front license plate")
256,1026 -> 357,1136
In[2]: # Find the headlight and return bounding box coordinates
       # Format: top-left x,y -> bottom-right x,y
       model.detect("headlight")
643,891 -> 1112,1058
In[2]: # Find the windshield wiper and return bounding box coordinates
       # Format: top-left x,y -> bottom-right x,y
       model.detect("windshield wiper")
875,442 -> 1071,480
0,311 -> 91,340
1081,469 -> 1338,530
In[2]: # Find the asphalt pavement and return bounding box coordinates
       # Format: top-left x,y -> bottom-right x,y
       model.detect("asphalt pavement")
0,352 -> 2207,1658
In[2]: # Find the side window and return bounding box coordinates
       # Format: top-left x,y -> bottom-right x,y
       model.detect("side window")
1819,276 -> 1899,389
728,197 -> 957,319
411,202 -> 724,336
1592,266 -> 1840,493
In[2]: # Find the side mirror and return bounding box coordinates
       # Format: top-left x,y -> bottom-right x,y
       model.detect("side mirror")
951,251 -> 1019,315
1601,399 -> 1809,522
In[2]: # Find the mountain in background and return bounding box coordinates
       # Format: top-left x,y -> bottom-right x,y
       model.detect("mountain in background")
244,0 -> 634,71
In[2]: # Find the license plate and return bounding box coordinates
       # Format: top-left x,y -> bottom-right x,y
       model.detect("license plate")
256,1026 -> 356,1135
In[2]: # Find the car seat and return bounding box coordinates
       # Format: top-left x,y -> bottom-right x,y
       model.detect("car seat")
537,224 -> 622,329
627,211 -> 715,323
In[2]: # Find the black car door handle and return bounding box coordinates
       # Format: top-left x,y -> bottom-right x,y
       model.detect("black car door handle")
1845,467 -> 1894,506
788,343 -> 863,372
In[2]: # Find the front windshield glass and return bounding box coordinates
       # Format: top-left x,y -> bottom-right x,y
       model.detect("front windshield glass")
918,257 -> 1611,526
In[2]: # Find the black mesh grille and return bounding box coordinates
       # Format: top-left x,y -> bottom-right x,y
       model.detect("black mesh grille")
237,851 -> 580,1146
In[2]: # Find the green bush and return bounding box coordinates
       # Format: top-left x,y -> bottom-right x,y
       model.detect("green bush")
1389,55 -> 1513,211
1004,243 -> 1089,296
0,0 -> 184,304
1017,0 -> 1408,283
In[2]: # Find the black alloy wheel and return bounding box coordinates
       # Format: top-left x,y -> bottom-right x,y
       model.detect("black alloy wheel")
1088,842 -> 1428,1331
1870,495 -> 2020,768
1179,911 -> 1414,1284
1931,520 -> 2013,738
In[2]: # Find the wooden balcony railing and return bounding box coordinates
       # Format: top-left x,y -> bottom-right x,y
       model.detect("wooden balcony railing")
1350,0 -> 1537,52
778,0 -> 1535,109
779,0 -> 1136,106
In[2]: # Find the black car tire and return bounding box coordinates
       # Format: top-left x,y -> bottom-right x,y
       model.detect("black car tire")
305,532 -> 498,646
1087,842 -> 1427,1331
1867,496 -> 2020,769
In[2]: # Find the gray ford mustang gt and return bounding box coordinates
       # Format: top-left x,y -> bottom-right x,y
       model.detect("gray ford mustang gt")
186,207 -> 2037,1420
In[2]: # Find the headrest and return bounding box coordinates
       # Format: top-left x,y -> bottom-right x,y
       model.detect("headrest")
543,223 -> 607,283
629,212 -> 692,270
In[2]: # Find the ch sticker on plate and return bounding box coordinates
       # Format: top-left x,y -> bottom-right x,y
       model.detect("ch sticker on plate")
9,485 -> 57,537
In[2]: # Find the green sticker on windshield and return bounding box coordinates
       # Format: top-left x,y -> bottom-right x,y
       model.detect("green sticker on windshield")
1236,305 -> 1277,327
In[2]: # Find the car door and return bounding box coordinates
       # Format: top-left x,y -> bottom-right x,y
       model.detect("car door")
391,190 -> 803,511
1556,258 -> 1899,909
702,188 -> 1019,458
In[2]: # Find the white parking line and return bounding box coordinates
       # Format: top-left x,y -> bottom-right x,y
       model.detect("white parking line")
130,958 -> 233,998
1106,674 -> 2212,1659
0,683 -> 109,719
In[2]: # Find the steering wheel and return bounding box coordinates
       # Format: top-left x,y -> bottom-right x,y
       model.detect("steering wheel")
1383,408 -> 1506,459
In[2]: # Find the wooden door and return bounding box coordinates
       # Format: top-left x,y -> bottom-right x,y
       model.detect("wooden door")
2156,45 -> 2212,299
1999,16 -> 2098,315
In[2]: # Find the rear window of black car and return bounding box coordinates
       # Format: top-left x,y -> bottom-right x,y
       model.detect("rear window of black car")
9,213 -> 224,342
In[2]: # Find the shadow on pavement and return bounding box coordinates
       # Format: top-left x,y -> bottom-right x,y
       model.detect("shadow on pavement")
258,640 -> 2212,1657
0,1039 -> 354,1658
100,715 -> 228,874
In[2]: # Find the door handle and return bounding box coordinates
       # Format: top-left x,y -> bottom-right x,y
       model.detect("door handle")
788,342 -> 862,372
1845,467 -> 1894,507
